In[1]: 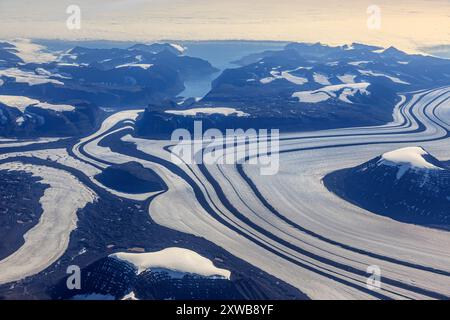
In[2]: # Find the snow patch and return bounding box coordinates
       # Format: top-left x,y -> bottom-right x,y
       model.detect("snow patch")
7,39 -> 57,63
348,61 -> 370,66
165,107 -> 249,117
0,95 -> 75,113
0,95 -> 39,111
280,71 -> 308,85
260,77 -> 275,84
0,68 -> 64,86
122,292 -> 138,300
35,68 -> 70,79
15,116 -> 25,126
170,43 -> 187,54
110,247 -> 231,279
292,83 -> 370,104
57,62 -> 81,67
36,102 -> 75,112
116,63 -> 153,70
292,91 -> 330,103
358,69 -> 409,84
378,147 -> 444,179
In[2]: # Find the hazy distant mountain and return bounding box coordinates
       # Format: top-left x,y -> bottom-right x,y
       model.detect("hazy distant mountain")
136,42 -> 450,136
324,147 -> 450,230
0,96 -> 101,138
128,43 -> 186,56
0,40 -> 220,137
0,41 -> 217,110
62,43 -> 217,80
203,42 -> 449,118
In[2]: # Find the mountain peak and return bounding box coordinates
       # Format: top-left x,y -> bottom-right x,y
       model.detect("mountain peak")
381,46 -> 407,56
346,43 -> 384,51
377,146 -> 444,171
324,146 -> 450,230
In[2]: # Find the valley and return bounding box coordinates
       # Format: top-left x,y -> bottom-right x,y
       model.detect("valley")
0,40 -> 449,300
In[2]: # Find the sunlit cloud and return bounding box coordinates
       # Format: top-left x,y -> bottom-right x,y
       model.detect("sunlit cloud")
0,0 -> 448,52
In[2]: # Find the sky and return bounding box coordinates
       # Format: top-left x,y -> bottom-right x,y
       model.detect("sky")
0,0 -> 448,53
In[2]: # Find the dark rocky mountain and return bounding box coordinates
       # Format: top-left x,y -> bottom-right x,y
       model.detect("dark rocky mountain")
60,43 -> 217,81
324,147 -> 450,230
0,99 -> 102,138
136,42 -> 450,137
0,40 -> 219,137
52,256 -> 245,300
0,41 -> 217,108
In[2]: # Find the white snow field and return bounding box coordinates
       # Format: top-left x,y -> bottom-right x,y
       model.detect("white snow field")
379,146 -> 441,169
358,69 -> 410,85
379,146 -> 445,170
313,73 -> 331,85
260,70 -> 308,85
0,68 -> 64,86
111,247 -> 231,279
170,43 -> 187,54
0,162 -> 96,285
292,83 -> 370,104
56,85 -> 450,299
165,107 -> 249,117
0,95 -> 74,112
378,146 -> 445,179
6,39 -> 57,64
337,74 -> 357,84
115,63 -> 153,70
1,85 -> 450,299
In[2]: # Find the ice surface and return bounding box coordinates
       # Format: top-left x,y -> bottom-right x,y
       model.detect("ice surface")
111,247 -> 231,279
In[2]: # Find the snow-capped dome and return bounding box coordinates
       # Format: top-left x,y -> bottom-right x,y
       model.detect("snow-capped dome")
110,247 -> 231,279
377,147 -> 444,179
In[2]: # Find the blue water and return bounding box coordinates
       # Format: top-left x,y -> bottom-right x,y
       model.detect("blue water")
179,41 -> 287,98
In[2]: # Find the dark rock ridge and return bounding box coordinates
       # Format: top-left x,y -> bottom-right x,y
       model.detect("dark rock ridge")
0,41 -> 217,108
0,40 -> 219,137
0,101 -> 102,138
51,255 -> 298,300
52,256 -> 243,300
323,147 -> 450,230
135,42 -> 450,136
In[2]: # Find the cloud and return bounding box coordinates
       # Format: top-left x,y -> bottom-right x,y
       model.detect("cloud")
419,45 -> 450,58
0,0 -> 448,53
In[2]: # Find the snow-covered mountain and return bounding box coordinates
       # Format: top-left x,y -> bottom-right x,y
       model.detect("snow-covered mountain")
62,43 -> 216,80
0,94 -> 100,137
51,247 -> 299,300
180,42 -> 450,132
324,147 -> 450,230
0,40 -> 218,137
